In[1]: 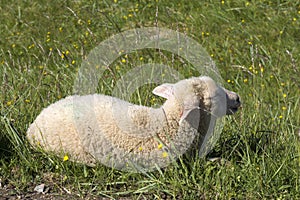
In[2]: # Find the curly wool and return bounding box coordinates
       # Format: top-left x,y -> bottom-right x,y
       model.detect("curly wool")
27,76 -> 240,170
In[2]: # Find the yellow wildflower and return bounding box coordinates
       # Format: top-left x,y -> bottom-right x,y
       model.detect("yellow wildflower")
63,155 -> 69,161
282,106 -> 287,110
157,144 -> 163,150
162,152 -> 168,158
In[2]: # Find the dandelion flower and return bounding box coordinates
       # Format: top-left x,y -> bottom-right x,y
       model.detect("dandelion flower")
162,152 -> 168,158
63,155 -> 69,161
157,144 -> 163,150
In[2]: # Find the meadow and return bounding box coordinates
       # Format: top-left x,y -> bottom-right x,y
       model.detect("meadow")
0,0 -> 299,199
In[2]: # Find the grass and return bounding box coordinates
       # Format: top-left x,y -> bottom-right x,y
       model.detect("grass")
0,0 -> 299,199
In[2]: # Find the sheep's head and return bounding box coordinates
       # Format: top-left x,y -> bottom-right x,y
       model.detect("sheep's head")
193,76 -> 241,117
152,76 -> 241,123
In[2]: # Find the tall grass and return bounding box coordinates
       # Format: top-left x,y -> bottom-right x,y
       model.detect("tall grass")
0,0 -> 299,199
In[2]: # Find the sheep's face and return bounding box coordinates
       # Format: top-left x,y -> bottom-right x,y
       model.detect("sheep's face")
195,76 -> 241,117
223,88 -> 241,115
152,76 -> 241,121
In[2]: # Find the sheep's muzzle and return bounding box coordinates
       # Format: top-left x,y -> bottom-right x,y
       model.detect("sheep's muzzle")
225,89 -> 241,115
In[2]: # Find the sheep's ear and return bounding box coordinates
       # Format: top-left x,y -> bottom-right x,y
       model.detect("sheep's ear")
152,83 -> 174,99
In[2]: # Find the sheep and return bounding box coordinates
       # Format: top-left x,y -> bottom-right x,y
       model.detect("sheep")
26,76 -> 241,171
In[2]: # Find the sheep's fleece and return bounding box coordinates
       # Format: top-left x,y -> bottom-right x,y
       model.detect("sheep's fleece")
27,76 -> 241,171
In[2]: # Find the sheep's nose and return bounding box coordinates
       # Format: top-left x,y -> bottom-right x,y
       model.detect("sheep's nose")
235,95 -> 241,107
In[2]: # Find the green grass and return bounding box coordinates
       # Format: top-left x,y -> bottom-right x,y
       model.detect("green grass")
1,0 -> 299,199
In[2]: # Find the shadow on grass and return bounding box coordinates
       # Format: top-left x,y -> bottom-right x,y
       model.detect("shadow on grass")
0,135 -> 13,160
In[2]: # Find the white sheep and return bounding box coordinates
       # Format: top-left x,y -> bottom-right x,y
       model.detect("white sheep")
26,76 -> 240,171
